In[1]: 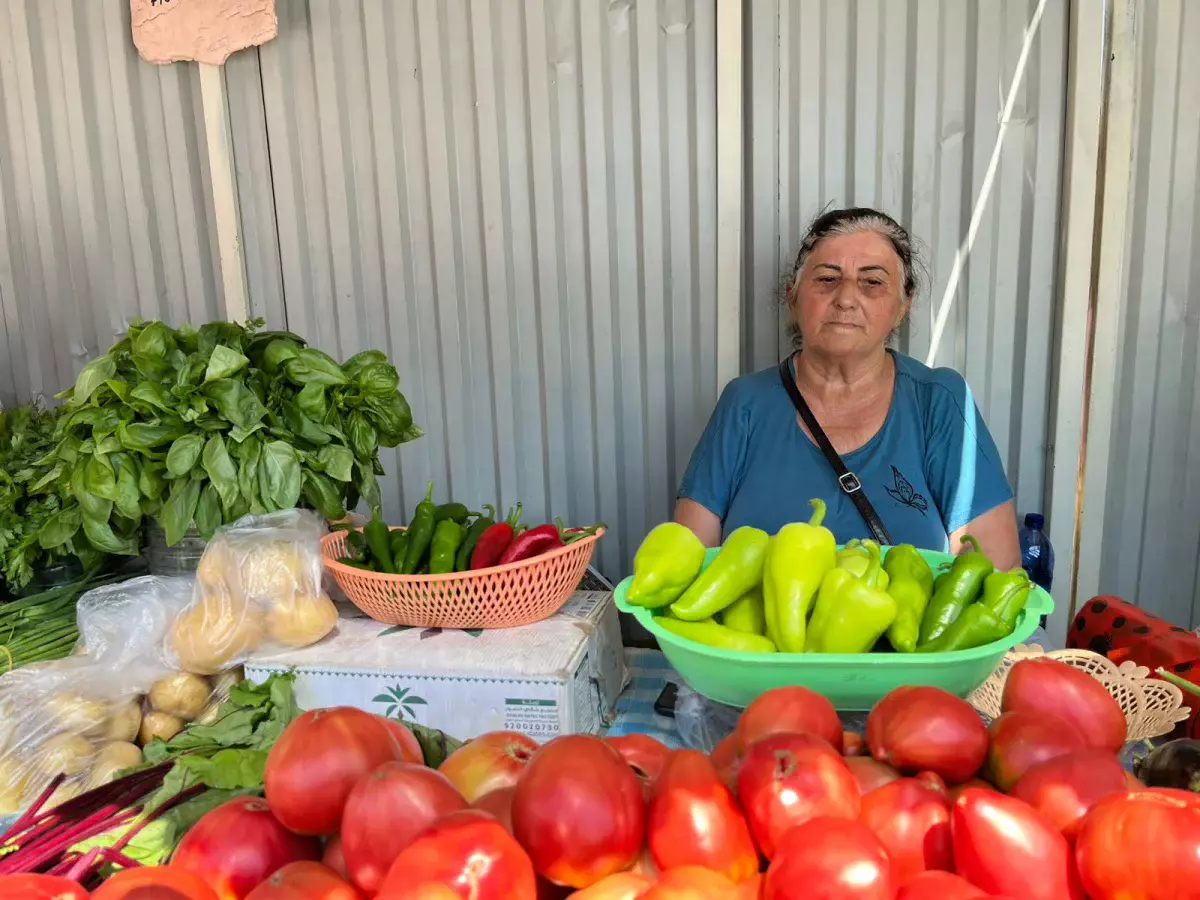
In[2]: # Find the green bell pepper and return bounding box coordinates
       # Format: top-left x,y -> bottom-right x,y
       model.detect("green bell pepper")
837,539 -> 890,589
762,499 -> 837,652
806,541 -> 898,653
625,522 -> 708,609
669,526 -> 770,622
654,616 -> 777,654
884,544 -> 935,653
719,588 -> 767,635
915,602 -> 1009,653
980,567 -> 1032,631
917,535 -> 994,645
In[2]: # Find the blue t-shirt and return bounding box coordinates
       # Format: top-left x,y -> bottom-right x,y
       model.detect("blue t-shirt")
678,352 -> 1012,551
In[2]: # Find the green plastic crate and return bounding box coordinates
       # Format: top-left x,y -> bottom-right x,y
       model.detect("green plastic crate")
614,546 -> 1053,711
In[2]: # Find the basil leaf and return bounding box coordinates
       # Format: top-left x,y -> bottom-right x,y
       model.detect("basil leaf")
237,438 -> 262,512
262,441 -> 303,510
71,466 -> 111,523
228,423 -> 264,443
342,349 -> 389,379
106,378 -> 130,403
85,454 -> 118,502
38,505 -> 82,549
347,413 -> 378,459
130,381 -> 175,415
204,345 -> 250,383
162,475 -> 202,546
284,348 -> 349,387
139,462 -> 166,501
282,403 -> 331,446
204,379 -> 268,430
316,445 -> 354,482
355,463 -> 382,516
133,352 -> 176,383
202,434 -> 239,512
295,382 -> 327,420
67,354 -> 116,404
132,321 -> 176,358
354,362 -> 400,397
302,471 -> 345,520
83,515 -> 139,555
194,483 -> 222,540
119,422 -> 183,453
113,456 -> 142,519
262,339 -> 301,374
166,434 -> 205,477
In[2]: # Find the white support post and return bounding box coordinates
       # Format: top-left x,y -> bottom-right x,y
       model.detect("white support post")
198,61 -> 250,323
1045,0 -> 1140,644
715,0 -> 743,389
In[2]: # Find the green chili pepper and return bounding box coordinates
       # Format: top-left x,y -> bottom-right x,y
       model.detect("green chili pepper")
389,529 -> 410,571
669,526 -> 770,622
430,520 -> 466,575
884,545 -> 935,653
980,567 -> 1032,631
456,505 -> 497,571
719,588 -> 767,636
917,535 -> 994,646
653,616 -> 777,654
916,602 -> 1009,653
363,511 -> 396,574
402,481 -> 437,574
341,558 -> 377,571
345,530 -> 367,555
434,502 -> 478,525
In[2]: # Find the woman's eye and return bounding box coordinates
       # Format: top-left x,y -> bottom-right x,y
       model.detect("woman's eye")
817,276 -> 838,284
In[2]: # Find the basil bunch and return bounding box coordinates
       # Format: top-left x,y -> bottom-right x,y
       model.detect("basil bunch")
38,319 -> 421,553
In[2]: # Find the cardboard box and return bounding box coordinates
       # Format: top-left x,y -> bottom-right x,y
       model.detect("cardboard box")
244,592 -> 628,741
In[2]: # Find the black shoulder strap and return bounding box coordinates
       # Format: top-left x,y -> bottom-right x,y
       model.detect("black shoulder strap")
778,358 -> 893,545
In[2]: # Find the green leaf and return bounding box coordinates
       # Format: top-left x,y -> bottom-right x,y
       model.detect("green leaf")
202,434 -> 239,511
262,339 -> 302,375
119,422 -> 183,453
404,721 -> 464,769
84,454 -> 118,501
71,466 -> 111,523
284,348 -> 350,387
106,378 -> 131,402
113,456 -> 142,519
204,379 -> 268,430
130,381 -> 175,415
354,362 -> 400,397
194,483 -> 222,539
83,514 -> 139,555
342,349 -> 389,379
176,749 -> 269,790
227,423 -> 264,443
262,441 -> 303,509
282,403 -> 331,446
316,445 -> 354,482
204,345 -> 250,383
66,354 -> 116,405
37,505 -> 82,549
302,471 -> 345,520
139,462 -> 166,501
166,433 -> 205,477
355,463 -> 382,516
295,382 -> 327,420
132,321 -> 176,358
237,437 -> 262,509
347,413 -> 378,459
161,475 -> 202,546
132,352 -> 176,382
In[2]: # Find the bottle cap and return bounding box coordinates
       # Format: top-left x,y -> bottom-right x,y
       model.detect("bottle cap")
1024,512 -> 1045,529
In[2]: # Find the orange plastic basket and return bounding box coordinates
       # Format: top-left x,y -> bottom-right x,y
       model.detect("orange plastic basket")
321,528 -> 604,629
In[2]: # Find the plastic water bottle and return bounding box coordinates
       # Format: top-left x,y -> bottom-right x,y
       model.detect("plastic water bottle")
1019,513 -> 1055,592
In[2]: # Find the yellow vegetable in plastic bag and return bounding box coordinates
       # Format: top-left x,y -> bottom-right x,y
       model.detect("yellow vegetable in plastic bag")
139,710 -> 184,745
266,591 -> 338,647
45,693 -> 109,735
37,734 -> 95,777
243,541 -> 309,602
100,700 -> 143,743
0,756 -> 29,815
170,585 -> 263,676
88,741 -> 144,788
149,672 -> 211,720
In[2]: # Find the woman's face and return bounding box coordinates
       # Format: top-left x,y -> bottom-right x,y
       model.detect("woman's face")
789,231 -> 909,360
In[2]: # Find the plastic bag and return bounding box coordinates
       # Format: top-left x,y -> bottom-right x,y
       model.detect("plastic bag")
674,684 -> 741,753
75,575 -> 195,685
169,509 -> 337,675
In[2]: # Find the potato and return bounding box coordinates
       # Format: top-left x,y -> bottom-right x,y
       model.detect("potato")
139,710 -> 185,745
193,668 -> 244,726
266,591 -> 338,647
243,541 -> 311,602
36,734 -> 95,777
170,589 -> 263,676
149,672 -> 211,720
45,780 -> 81,810
0,756 -> 29,815
99,699 -> 143,743
88,741 -> 144,788
45,693 -> 109,734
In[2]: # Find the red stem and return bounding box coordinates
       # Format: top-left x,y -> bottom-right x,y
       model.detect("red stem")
0,774 -> 65,843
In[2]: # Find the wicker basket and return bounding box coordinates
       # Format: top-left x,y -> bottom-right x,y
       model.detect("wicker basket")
967,645 -> 1192,742
321,528 -> 604,629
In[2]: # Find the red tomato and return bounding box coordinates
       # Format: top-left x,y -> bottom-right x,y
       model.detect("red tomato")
952,788 -> 1083,900
377,715 -> 425,764
322,834 -> 348,880
647,749 -> 758,882
0,874 -> 88,900
264,706 -> 409,835
858,777 -> 952,884
845,756 -> 902,796
438,730 -> 538,803
843,731 -> 866,756
244,862 -> 363,900
735,686 -> 844,753
867,686 -> 988,784
471,785 -> 516,833
638,866 -> 743,899
375,809 -> 537,899
1076,789 -> 1200,900
982,710 -> 1087,791
896,871 -> 990,900
90,867 -> 220,900
763,817 -> 895,900
171,796 -> 320,900
566,872 -> 654,899
605,733 -> 672,783
1002,657 -> 1127,752
1009,749 -> 1128,837
511,735 -> 645,888
340,761 -> 468,894
736,732 -> 860,859
946,778 -> 994,804
710,733 -> 742,792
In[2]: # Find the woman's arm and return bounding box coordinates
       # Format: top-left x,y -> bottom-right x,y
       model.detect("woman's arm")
949,500 -> 1020,569
675,498 -> 723,548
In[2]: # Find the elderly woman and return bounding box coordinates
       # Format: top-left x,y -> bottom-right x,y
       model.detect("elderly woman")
677,207 -> 1020,567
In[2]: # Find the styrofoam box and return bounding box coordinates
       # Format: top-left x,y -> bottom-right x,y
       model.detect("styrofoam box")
244,592 -> 628,742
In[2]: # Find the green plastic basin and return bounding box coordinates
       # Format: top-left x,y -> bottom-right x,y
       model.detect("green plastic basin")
614,546 -> 1053,711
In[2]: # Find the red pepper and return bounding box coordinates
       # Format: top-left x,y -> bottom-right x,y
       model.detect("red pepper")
499,525 -> 564,565
470,504 -> 523,569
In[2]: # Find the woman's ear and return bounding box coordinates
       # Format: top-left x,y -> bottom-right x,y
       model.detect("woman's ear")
895,296 -> 913,330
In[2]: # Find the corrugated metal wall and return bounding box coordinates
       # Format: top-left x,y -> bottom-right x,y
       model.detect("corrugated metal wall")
0,0 -> 222,409
225,0 -> 719,576
744,0 -> 1069,517
1084,0 -> 1200,627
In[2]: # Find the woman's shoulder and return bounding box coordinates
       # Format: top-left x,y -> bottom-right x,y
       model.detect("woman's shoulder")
893,352 -> 974,415
719,364 -> 787,406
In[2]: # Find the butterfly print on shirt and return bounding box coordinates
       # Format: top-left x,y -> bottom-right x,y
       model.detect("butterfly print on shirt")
884,465 -> 928,515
